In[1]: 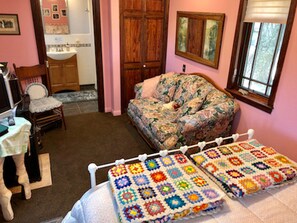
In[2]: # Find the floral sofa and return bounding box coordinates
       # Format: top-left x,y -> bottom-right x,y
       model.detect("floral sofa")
127,72 -> 240,151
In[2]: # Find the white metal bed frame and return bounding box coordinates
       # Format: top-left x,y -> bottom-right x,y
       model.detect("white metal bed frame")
88,129 -> 255,189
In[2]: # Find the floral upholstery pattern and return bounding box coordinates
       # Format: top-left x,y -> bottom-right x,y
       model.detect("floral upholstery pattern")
128,73 -> 240,151
173,75 -> 210,106
153,73 -> 180,103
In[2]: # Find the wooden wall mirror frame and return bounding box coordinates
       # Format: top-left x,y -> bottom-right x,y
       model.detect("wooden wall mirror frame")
175,11 -> 225,69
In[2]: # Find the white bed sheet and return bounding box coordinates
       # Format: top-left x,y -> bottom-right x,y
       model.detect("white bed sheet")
62,168 -> 297,223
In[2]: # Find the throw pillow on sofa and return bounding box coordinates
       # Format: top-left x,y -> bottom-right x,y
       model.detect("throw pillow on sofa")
176,97 -> 204,120
153,73 -> 179,103
173,75 -> 207,106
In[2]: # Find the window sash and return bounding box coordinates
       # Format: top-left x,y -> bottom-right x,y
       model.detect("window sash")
244,0 -> 291,24
237,23 -> 285,97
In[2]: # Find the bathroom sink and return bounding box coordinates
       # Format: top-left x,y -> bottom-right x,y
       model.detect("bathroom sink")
47,50 -> 77,60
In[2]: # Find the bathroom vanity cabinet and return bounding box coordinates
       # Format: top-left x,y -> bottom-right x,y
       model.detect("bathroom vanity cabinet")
48,55 -> 80,93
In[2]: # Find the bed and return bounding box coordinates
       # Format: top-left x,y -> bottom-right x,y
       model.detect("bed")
62,130 -> 297,223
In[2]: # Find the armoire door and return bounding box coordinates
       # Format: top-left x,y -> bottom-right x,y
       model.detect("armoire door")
120,0 -> 169,112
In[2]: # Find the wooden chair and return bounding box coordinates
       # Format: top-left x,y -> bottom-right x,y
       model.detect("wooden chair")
13,63 -> 66,131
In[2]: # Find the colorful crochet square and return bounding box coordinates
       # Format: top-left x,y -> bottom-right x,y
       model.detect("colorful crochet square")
205,163 -> 218,173
202,189 -> 221,199
118,188 -> 138,205
156,183 -> 175,196
150,171 -> 167,183
191,139 -> 297,198
192,154 -> 206,165
239,178 -> 259,194
159,156 -> 175,167
239,152 -> 257,162
132,174 -> 150,186
239,142 -> 254,150
183,191 -> 203,204
115,176 -> 132,190
128,163 -> 144,174
108,154 -> 225,222
268,171 -> 284,183
228,157 -> 244,166
138,186 -> 157,200
165,195 -> 186,210
174,154 -> 188,164
110,164 -> 127,177
226,170 -> 244,178
123,204 -> 144,222
216,173 -> 230,183
215,160 -> 230,169
218,146 -> 233,156
280,167 -> 296,180
183,165 -> 197,175
229,183 -> 245,197
192,204 -> 208,214
144,200 -> 166,216
264,158 -> 282,167
253,174 -> 272,188
240,167 -> 256,175
145,159 -> 160,171
251,150 -> 267,159
229,145 -> 243,153
191,176 -> 209,187
205,149 -> 221,159
261,147 -> 276,155
175,179 -> 192,191
167,167 -> 183,179
252,161 -> 271,171
275,155 -> 292,164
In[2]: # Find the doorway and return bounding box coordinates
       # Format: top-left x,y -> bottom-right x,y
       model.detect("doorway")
30,0 -> 104,112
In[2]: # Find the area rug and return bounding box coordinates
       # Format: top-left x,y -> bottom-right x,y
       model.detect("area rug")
52,90 -> 98,103
10,153 -> 52,194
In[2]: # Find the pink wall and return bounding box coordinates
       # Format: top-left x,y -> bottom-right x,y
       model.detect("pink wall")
0,0 -> 38,71
166,0 -> 297,161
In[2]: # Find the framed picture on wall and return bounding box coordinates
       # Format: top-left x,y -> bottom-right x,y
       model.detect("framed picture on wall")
52,4 -> 58,12
52,13 -> 60,20
0,14 -> 20,35
61,9 -> 67,17
43,8 -> 50,17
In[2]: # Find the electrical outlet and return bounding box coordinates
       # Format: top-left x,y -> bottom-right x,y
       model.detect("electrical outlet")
182,64 -> 186,72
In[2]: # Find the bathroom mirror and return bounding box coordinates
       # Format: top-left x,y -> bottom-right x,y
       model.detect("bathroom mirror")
175,11 -> 225,69
41,0 -> 69,34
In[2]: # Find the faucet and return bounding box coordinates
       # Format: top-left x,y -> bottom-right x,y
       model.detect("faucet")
56,45 -> 64,52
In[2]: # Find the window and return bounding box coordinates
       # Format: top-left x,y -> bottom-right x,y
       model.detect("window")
226,0 -> 296,113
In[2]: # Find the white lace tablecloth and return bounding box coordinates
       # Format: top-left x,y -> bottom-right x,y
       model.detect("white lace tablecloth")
0,117 -> 31,157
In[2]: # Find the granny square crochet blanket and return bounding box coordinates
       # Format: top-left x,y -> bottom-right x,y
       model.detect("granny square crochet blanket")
108,154 -> 224,223
191,139 -> 297,198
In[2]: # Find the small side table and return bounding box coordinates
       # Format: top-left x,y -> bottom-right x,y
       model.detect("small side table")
0,117 -> 32,221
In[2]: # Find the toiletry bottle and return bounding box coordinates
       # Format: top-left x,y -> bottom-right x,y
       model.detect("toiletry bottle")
66,43 -> 70,51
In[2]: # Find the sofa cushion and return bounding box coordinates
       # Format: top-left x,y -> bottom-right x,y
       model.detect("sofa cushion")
128,97 -> 163,117
173,75 -> 210,106
141,109 -> 178,142
153,73 -> 179,103
201,89 -> 229,109
176,97 -> 204,120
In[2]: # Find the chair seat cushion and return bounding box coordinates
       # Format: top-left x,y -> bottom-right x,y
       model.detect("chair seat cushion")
25,82 -> 48,100
29,96 -> 62,113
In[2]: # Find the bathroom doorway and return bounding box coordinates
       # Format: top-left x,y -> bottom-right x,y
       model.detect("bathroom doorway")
30,0 -> 104,113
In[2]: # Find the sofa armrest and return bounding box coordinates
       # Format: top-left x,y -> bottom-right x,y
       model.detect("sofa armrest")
134,82 -> 143,99
177,99 -> 239,144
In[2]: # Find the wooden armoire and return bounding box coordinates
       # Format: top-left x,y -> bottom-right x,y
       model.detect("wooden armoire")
120,0 -> 170,112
